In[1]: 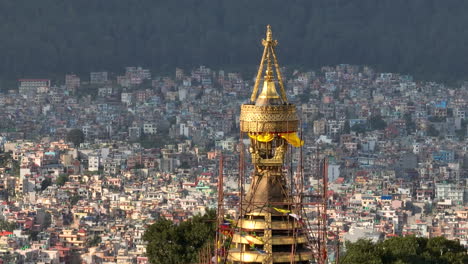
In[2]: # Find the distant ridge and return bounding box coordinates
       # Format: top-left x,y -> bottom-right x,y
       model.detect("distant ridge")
0,0 -> 467,83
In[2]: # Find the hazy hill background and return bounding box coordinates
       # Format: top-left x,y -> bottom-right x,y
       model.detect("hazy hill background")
1,0 -> 468,85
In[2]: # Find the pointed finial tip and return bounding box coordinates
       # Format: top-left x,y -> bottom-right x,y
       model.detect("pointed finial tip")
266,25 -> 272,41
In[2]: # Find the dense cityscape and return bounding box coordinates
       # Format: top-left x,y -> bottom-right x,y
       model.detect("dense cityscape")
0,62 -> 467,263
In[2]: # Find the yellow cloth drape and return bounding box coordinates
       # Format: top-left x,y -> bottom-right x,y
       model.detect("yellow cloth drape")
248,132 -> 304,147
280,132 -> 304,147
248,133 -> 275,142
273,207 -> 291,214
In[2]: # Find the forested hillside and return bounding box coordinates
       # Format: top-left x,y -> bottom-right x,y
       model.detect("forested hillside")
1,0 -> 468,84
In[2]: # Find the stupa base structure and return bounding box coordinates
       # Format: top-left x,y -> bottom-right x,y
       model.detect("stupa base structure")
226,167 -> 312,264
227,209 -> 313,263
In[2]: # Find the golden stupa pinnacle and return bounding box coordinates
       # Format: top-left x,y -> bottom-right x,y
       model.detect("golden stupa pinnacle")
227,26 -> 310,264
250,25 -> 287,104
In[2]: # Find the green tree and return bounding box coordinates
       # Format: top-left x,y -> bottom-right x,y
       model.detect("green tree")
88,235 -> 101,247
66,129 -> 85,147
455,129 -> 466,140
1,252 -> 15,264
42,211 -> 52,229
180,189 -> 189,198
300,92 -> 311,103
0,152 -> 19,176
11,159 -> 20,177
351,124 -> 367,134
56,174 -> 69,186
70,194 -> 81,205
369,115 -> 387,131
342,239 -> 383,264
41,178 -> 52,191
343,120 -> 351,134
342,236 -> 467,264
0,219 -> 18,231
0,151 -> 12,167
427,124 -> 439,137
428,116 -> 446,123
404,112 -> 416,134
144,209 -> 216,264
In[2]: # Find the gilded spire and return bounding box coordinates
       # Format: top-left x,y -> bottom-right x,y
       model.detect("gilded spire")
230,26 -> 310,264
266,24 -> 273,41
250,25 -> 287,103
265,50 -> 273,82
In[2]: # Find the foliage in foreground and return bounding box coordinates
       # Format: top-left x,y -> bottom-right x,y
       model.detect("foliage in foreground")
341,236 -> 467,264
143,209 -> 216,264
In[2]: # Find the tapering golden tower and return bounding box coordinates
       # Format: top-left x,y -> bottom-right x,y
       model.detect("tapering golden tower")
226,25 -> 312,264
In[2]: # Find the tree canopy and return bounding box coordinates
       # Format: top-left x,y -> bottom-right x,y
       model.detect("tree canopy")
66,129 -> 85,147
341,236 -> 467,264
369,115 -> 387,131
55,174 -> 69,186
0,219 -> 18,232
1,0 -> 468,88
143,209 -> 216,264
40,178 -> 52,191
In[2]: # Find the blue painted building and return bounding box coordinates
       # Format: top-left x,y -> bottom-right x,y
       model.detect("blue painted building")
432,150 -> 454,162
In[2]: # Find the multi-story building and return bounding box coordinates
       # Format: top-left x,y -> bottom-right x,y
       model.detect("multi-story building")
143,123 -> 157,135
90,72 -> 108,84
18,79 -> 50,97
327,119 -> 344,137
65,74 -> 80,92
435,183 -> 465,205
59,229 -> 88,248
454,108 -> 466,119
432,150 -> 455,163
88,155 -> 100,172
128,127 -> 141,140
125,66 -> 151,80
313,119 -> 326,135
